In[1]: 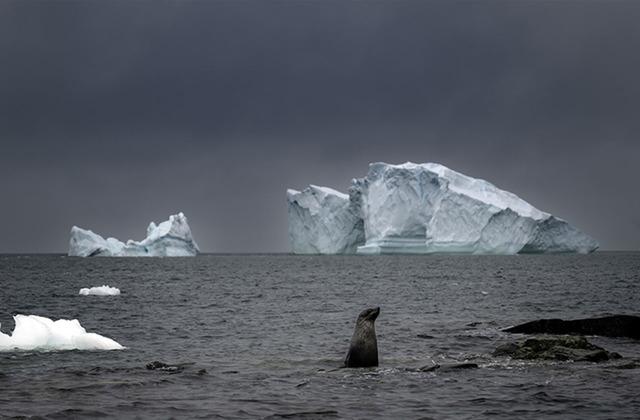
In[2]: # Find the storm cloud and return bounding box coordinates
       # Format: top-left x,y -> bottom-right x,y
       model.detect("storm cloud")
1,1 -> 639,252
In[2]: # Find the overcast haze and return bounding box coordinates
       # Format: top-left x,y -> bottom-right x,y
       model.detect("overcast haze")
1,1 -> 639,253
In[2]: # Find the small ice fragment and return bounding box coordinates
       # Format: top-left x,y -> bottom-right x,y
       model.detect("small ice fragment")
79,285 -> 121,296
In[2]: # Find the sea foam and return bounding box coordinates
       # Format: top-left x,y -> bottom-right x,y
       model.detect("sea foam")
79,285 -> 121,296
0,315 -> 124,351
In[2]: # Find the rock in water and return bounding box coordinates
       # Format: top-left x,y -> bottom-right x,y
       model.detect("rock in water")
493,336 -> 621,362
419,363 -> 479,372
68,212 -> 199,257
287,162 -> 598,254
505,315 -> 640,339
145,361 -> 184,373
344,307 -> 380,368
287,185 -> 364,254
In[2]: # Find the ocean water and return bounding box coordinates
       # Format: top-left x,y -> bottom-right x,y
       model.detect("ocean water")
0,253 -> 639,419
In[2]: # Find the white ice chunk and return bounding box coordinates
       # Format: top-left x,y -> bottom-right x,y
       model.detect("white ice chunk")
68,212 -> 199,257
79,285 -> 121,296
0,315 -> 124,351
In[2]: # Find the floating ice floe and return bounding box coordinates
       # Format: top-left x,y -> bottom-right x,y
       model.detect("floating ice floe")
79,285 -> 121,296
0,315 -> 124,351
69,212 -> 199,257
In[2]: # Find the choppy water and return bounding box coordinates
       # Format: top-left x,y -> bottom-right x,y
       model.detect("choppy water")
1,253 -> 639,419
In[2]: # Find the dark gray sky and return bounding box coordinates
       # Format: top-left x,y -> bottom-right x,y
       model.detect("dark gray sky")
1,0 -> 639,253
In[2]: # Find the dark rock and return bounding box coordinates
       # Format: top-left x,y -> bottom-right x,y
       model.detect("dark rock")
145,361 -> 184,373
450,362 -> 479,370
147,360 -> 169,370
265,410 -> 339,419
494,335 -> 621,362
417,334 -> 435,339
146,361 -> 169,370
504,315 -> 640,339
613,361 -> 640,369
419,363 -> 478,372
419,364 -> 440,372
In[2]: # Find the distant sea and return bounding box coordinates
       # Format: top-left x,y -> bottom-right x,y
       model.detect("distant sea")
1,253 -> 639,419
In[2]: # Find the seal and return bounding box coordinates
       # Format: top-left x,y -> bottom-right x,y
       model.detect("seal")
344,307 -> 380,368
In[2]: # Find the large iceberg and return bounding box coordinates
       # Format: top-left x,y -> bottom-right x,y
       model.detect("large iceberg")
287,185 -> 364,254
287,162 -> 598,255
69,212 -> 199,257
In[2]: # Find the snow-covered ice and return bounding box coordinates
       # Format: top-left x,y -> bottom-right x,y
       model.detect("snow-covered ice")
69,212 -> 199,257
287,162 -> 598,254
79,285 -> 121,296
0,315 -> 124,351
287,185 -> 364,254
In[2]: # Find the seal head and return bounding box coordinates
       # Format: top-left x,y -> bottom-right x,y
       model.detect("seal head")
344,307 -> 380,368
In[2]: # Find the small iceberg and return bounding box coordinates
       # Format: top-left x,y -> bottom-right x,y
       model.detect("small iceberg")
79,285 -> 121,296
69,212 -> 199,257
0,315 -> 124,351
